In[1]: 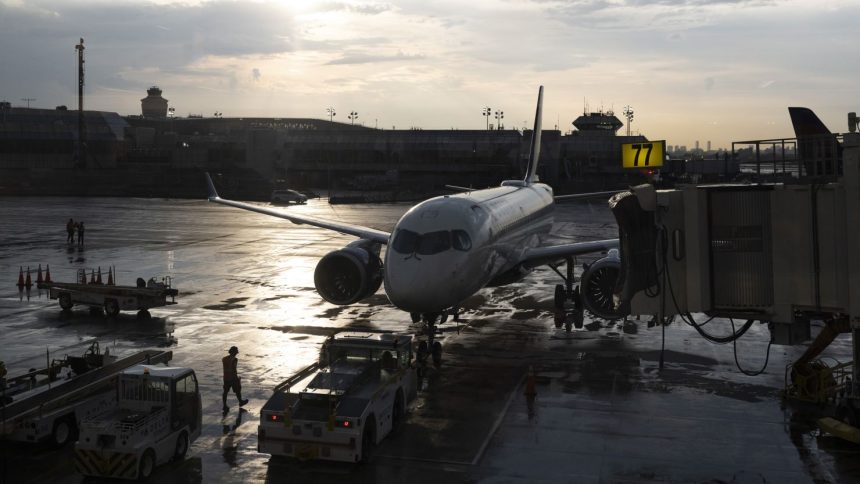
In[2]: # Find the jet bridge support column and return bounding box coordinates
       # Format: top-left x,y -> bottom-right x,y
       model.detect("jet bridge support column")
842,132 -> 860,398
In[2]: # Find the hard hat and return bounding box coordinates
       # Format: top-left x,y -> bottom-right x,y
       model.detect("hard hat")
228,346 -> 239,354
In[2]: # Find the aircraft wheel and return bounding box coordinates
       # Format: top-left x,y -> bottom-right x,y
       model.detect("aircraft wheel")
574,309 -> 584,330
553,309 -> 564,329
431,341 -> 443,368
59,293 -> 73,311
554,284 -> 566,309
104,299 -> 120,318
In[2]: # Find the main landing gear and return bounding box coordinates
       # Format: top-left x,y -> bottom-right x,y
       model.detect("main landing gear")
551,256 -> 584,333
410,310 -> 458,374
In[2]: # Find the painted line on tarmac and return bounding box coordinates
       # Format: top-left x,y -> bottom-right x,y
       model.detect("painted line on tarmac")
471,370 -> 526,466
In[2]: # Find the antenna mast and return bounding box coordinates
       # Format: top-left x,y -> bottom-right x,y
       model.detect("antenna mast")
75,38 -> 86,168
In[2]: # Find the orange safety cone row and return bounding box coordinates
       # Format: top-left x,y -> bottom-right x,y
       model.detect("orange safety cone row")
25,266 -> 32,289
45,265 -> 52,283
17,266 -> 24,288
96,267 -> 102,284
107,267 -> 114,286
36,264 -> 43,284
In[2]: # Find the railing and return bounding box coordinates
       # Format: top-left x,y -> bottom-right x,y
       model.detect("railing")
732,134 -> 843,183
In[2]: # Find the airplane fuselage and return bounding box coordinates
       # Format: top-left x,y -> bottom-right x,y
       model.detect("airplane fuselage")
383,181 -> 555,313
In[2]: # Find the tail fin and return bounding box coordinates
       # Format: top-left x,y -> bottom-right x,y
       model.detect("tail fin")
523,86 -> 544,184
788,107 -> 831,137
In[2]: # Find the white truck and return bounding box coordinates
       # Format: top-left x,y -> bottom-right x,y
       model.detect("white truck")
74,365 -> 201,480
1,348 -> 172,447
258,332 -> 417,463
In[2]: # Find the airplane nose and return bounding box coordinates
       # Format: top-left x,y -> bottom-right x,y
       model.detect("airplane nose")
384,255 -> 468,313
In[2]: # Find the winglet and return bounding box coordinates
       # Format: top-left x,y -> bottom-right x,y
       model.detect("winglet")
204,172 -> 220,200
523,86 -> 544,184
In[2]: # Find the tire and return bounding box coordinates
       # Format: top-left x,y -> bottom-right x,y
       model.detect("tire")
104,299 -> 120,318
137,309 -> 152,320
391,392 -> 404,431
59,293 -> 73,311
564,320 -> 572,333
360,417 -> 376,463
553,309 -> 564,329
173,431 -> 189,461
138,449 -> 156,480
51,416 -> 77,447
554,284 -> 566,309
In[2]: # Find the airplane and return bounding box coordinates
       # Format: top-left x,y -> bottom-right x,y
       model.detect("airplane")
205,86 -> 622,355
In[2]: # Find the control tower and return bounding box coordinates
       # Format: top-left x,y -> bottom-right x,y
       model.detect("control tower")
141,86 -> 168,118
571,111 -> 623,135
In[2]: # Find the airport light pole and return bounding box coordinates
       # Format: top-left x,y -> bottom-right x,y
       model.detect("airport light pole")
482,107 -> 491,130
326,107 -> 336,123
21,98 -> 36,109
494,110 -> 504,130
348,111 -> 358,125
623,105 -> 634,137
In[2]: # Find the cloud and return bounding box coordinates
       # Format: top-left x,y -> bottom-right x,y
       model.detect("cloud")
704,77 -> 715,90
315,2 -> 392,15
326,51 -> 426,65
252,68 -> 261,82
758,80 -> 774,89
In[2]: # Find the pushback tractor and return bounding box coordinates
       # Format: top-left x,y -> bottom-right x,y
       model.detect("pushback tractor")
258,332 -> 417,463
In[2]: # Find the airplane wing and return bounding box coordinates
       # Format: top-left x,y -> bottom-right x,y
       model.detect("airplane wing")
521,239 -> 619,268
205,173 -> 390,244
554,190 -> 623,202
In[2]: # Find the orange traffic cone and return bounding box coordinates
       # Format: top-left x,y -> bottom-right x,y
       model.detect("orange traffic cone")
96,267 -> 102,284
36,264 -> 43,284
107,267 -> 114,286
524,365 -> 537,397
89,270 -> 96,284
44,265 -> 52,283
25,266 -> 32,289
17,266 -> 24,289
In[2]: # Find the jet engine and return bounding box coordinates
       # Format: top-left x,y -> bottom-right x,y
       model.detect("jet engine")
580,249 -> 628,320
314,239 -> 383,305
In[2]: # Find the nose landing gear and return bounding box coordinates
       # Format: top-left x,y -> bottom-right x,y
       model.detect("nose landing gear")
413,312 -> 447,376
551,256 -> 585,332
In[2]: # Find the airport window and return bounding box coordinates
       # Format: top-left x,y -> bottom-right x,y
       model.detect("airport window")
452,230 -> 472,251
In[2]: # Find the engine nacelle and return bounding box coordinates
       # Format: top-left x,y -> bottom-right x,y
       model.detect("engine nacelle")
581,249 -> 629,320
314,240 -> 383,305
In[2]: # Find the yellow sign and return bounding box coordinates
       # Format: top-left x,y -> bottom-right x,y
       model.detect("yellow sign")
621,141 -> 665,168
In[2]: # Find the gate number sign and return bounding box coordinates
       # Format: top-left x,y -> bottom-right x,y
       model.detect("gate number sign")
621,141 -> 665,168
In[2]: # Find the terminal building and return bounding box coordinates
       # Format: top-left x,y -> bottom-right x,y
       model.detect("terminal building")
0,88 -> 654,197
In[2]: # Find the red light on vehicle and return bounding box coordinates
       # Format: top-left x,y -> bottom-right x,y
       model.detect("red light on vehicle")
269,414 -> 280,422
343,421 -> 350,428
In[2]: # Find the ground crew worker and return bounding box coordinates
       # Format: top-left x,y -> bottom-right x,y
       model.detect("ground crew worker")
66,218 -> 75,244
77,221 -> 85,246
222,346 -> 248,411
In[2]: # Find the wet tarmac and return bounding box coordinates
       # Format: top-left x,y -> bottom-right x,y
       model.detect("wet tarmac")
1,196 -> 859,483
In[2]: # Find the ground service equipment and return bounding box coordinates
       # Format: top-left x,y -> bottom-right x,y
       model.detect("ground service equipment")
1,349 -> 172,447
258,332 -> 417,463
74,365 -> 201,480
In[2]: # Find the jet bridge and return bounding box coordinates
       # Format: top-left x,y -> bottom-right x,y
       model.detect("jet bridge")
611,117 -> 860,423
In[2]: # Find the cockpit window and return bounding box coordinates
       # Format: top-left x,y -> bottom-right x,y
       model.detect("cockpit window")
452,230 -> 472,251
417,231 -> 451,255
392,229 -> 468,255
392,229 -> 420,254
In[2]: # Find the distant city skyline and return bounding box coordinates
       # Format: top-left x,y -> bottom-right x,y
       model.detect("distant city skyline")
1,0 -> 858,149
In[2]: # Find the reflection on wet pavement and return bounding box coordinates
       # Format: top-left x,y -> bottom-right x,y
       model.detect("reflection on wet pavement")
1,197 -> 858,483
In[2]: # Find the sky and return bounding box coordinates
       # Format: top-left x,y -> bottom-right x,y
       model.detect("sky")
1,0 -> 858,149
